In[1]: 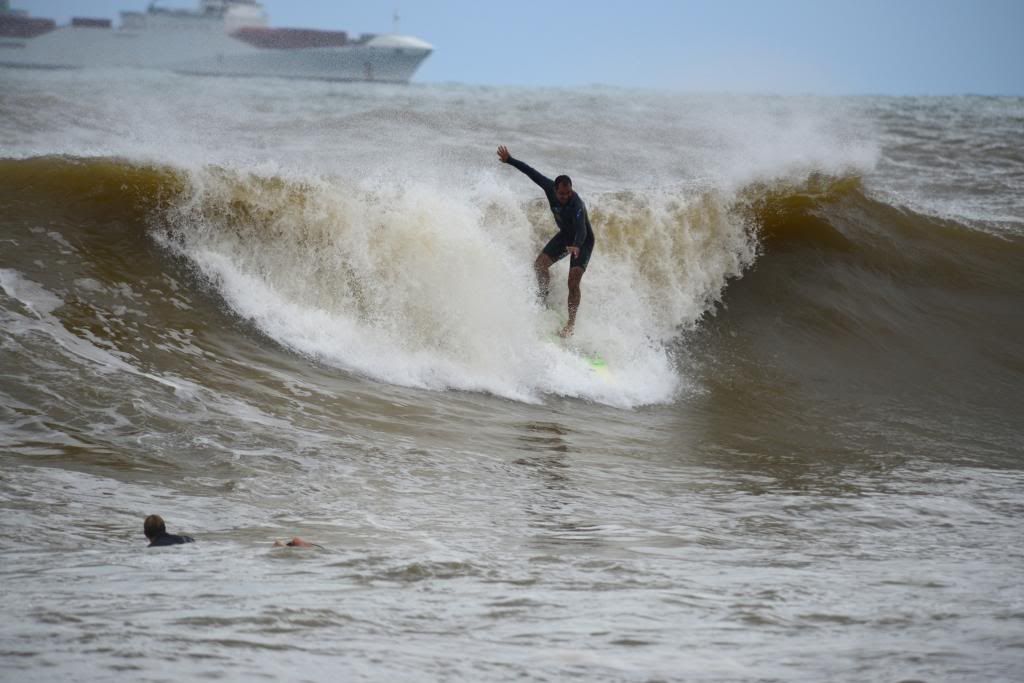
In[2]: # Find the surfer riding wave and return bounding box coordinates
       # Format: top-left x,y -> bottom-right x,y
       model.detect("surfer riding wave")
497,145 -> 595,338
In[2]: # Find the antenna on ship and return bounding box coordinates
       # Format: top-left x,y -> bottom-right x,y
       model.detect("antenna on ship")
392,7 -> 400,34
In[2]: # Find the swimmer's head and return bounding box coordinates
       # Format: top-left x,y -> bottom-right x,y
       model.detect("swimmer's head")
144,514 -> 166,540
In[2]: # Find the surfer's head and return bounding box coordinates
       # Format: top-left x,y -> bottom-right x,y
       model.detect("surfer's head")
554,175 -> 573,204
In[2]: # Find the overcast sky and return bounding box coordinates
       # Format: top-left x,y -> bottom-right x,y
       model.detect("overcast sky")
15,0 -> 1024,94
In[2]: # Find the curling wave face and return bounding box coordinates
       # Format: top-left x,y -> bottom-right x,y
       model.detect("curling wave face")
2,152 -> 1021,415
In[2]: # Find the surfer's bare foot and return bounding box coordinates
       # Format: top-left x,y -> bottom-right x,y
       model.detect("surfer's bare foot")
558,324 -> 574,338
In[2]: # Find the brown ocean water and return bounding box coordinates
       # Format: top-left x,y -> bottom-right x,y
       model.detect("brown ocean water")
1,69 -> 1022,681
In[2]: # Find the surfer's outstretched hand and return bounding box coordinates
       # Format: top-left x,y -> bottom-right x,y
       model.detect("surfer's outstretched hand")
497,145 -> 510,163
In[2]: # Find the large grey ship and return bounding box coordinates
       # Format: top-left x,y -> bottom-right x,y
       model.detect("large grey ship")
0,0 -> 432,82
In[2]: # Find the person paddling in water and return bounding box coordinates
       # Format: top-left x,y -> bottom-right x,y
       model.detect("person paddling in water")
497,145 -> 595,338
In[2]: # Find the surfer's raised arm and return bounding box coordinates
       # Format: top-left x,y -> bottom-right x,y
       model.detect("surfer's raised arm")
497,145 -> 554,192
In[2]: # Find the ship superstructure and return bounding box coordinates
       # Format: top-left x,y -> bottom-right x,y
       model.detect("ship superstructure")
0,0 -> 432,83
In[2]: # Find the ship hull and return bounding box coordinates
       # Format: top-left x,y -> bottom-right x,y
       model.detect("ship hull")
0,25 -> 431,83
179,45 -> 430,83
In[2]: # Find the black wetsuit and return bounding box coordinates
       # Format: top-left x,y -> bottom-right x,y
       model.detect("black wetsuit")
506,157 -> 595,271
148,532 -> 195,547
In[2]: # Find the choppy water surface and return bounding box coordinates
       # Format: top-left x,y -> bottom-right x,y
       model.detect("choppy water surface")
1,69 -> 1022,681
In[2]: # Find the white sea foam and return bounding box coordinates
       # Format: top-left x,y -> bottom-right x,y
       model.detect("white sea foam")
0,268 -> 64,316
157,168 -> 724,407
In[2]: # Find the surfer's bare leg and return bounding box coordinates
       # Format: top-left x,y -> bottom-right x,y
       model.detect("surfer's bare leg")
534,253 -> 553,304
560,266 -> 584,338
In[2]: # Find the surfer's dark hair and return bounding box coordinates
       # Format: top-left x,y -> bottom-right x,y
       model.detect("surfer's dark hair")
554,175 -> 572,189
144,514 -> 166,540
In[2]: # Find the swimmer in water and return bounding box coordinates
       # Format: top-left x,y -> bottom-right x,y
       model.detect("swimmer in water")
144,514 -> 194,547
273,537 -> 324,549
